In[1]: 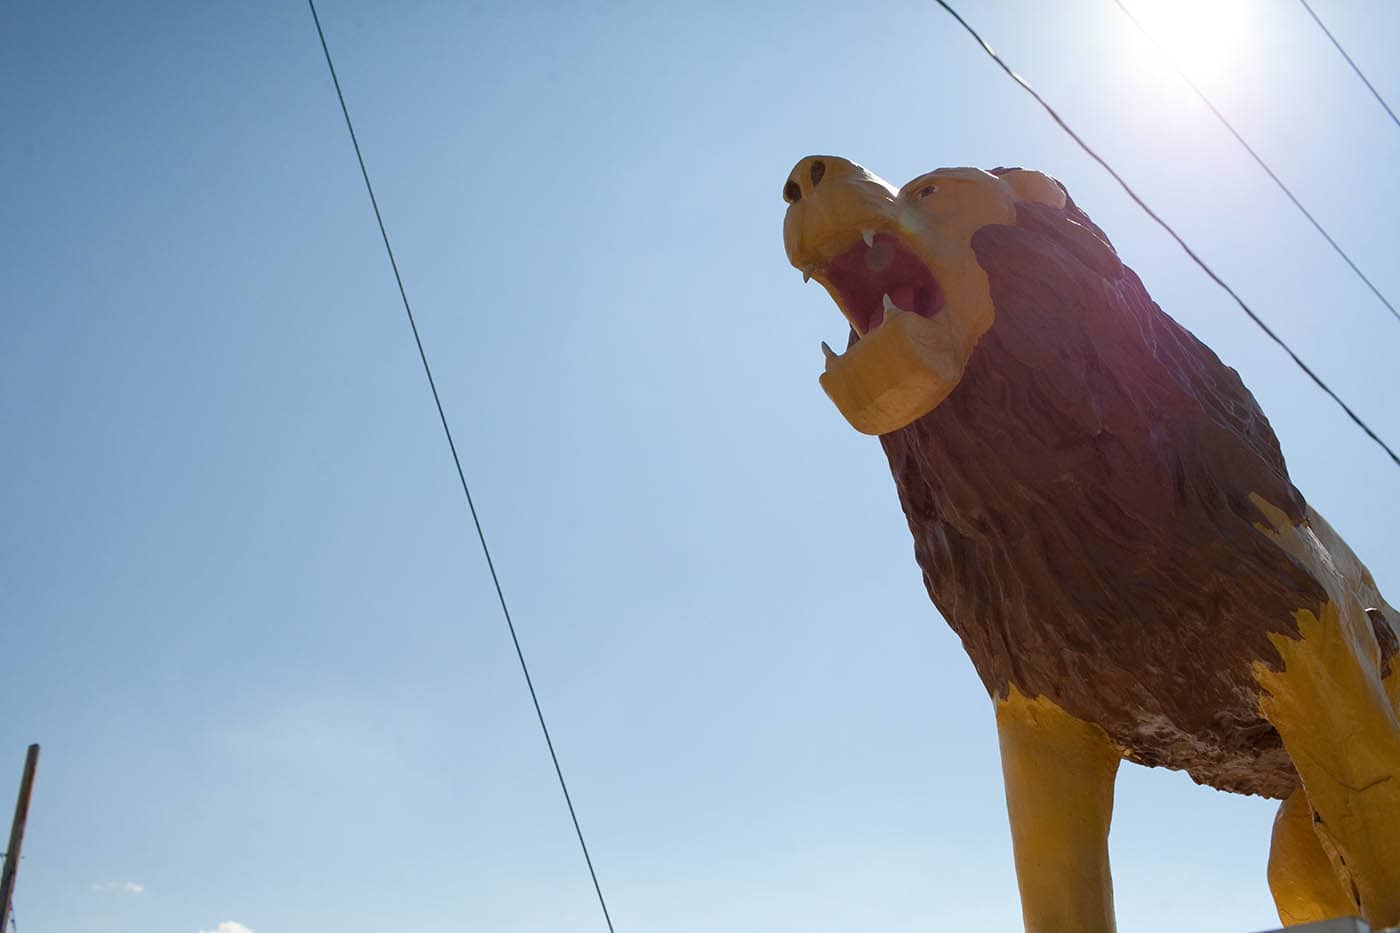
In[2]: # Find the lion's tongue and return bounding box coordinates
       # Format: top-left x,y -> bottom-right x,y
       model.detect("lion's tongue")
889,284 -> 918,312
825,233 -> 945,333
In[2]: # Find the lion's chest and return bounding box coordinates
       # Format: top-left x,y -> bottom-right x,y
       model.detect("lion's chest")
876,334 -> 1323,798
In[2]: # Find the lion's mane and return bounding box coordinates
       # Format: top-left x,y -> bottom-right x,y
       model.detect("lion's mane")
879,195 -> 1327,797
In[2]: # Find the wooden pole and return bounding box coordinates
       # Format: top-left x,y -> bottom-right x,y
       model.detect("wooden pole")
0,745 -> 40,932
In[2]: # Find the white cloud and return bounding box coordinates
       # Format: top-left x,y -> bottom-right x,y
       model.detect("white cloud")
91,881 -> 144,894
199,923 -> 253,933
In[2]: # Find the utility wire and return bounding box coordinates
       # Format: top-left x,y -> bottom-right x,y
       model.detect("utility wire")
931,0 -> 1400,469
1297,0 -> 1400,131
304,3 -> 617,929
1110,0 -> 1399,326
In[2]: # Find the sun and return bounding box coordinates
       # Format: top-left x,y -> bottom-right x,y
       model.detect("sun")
1120,0 -> 1255,86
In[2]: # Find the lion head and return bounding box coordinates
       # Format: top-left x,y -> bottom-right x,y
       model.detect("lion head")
782,156 -> 1066,435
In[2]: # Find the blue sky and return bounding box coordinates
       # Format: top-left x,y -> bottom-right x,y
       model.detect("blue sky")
3,1 -> 1398,931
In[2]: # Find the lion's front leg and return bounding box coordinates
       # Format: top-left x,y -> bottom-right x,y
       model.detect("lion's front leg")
1269,787 -> 1356,926
1244,497 -> 1400,925
996,687 -> 1121,933
1255,599 -> 1400,928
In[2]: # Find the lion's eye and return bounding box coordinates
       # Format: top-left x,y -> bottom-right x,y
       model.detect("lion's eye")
917,185 -> 937,199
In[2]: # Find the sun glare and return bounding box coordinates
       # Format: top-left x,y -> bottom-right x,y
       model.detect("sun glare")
1123,0 -> 1254,86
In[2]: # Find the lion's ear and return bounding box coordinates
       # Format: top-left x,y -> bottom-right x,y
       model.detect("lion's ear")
1000,170 -> 1067,210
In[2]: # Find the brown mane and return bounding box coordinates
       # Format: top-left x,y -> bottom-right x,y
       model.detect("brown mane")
878,199 -> 1327,797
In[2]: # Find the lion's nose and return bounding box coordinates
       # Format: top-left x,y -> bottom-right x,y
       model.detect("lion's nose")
783,156 -> 835,204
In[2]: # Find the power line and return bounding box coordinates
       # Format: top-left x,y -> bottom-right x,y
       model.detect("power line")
303,3 -> 617,929
1109,0 -> 1399,326
930,0 -> 1400,469
1297,0 -> 1400,131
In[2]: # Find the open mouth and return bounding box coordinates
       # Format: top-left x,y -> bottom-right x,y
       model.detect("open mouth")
822,232 -> 945,336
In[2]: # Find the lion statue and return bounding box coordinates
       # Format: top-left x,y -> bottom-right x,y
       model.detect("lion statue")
780,155 -> 1400,931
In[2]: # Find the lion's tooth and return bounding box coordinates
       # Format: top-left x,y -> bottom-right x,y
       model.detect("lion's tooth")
821,340 -> 837,362
881,293 -> 904,325
862,229 -> 876,248
802,265 -> 814,283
